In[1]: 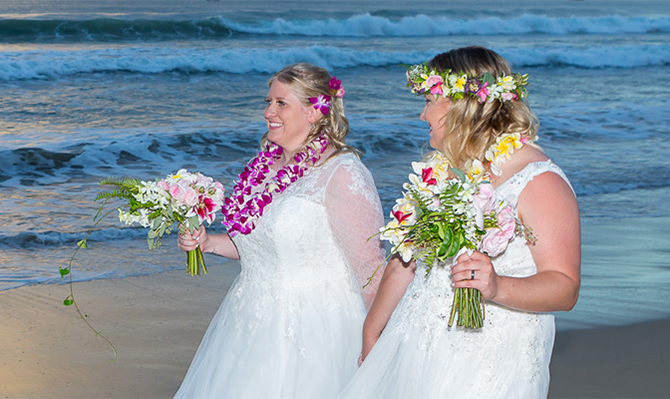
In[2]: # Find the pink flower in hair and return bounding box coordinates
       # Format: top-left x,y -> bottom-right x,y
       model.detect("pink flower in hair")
476,82 -> 490,103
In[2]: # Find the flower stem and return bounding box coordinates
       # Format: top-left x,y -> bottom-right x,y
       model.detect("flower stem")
448,287 -> 485,329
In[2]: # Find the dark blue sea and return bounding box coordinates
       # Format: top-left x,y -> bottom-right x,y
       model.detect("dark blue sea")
1,0 -> 669,330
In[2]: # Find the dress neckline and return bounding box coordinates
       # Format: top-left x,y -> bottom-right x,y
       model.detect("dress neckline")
494,159 -> 555,191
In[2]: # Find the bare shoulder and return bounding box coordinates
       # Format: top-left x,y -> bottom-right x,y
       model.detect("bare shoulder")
517,164 -> 578,224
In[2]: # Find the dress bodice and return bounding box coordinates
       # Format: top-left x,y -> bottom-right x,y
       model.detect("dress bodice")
231,152 -> 385,295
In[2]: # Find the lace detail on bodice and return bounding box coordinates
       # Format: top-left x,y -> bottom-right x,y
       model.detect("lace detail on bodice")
228,153 -> 385,342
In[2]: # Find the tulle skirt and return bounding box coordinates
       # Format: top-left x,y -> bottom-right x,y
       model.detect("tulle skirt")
339,276 -> 555,399
174,275 -> 366,399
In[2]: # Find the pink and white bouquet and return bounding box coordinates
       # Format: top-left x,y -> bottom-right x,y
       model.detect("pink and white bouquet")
99,169 -> 225,276
380,153 -> 529,329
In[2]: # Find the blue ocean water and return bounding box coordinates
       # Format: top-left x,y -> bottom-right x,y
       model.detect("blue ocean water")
1,0 -> 669,330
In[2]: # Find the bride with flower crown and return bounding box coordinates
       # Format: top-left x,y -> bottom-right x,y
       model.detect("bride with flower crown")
340,47 -> 581,398
173,63 -> 385,398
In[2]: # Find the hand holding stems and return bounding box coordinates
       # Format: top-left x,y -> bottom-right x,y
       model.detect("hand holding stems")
451,251 -> 500,301
178,225 -> 208,276
178,225 -> 209,252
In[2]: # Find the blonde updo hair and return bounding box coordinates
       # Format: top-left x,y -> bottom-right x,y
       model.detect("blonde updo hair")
262,63 -> 354,158
427,46 -> 539,169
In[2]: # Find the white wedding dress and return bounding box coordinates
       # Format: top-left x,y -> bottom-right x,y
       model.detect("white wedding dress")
340,161 -> 572,399
174,153 -> 385,399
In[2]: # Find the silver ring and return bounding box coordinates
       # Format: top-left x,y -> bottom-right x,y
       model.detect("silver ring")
471,270 -> 476,280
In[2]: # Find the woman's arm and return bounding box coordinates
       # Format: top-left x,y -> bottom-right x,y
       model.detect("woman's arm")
178,225 -> 240,260
452,172 -> 581,312
361,256 -> 416,361
324,158 -> 387,310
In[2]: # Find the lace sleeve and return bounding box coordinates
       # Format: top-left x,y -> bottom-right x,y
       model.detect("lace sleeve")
324,155 -> 386,310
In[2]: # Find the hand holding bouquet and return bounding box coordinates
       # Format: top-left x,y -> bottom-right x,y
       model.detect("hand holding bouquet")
99,169 -> 225,275
380,153 -> 531,329
59,169 -> 224,360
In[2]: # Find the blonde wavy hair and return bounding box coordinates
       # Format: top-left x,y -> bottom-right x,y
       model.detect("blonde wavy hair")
426,46 -> 539,169
261,63 -> 356,159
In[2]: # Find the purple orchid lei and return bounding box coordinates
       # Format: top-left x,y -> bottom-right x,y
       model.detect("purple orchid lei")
222,134 -> 330,236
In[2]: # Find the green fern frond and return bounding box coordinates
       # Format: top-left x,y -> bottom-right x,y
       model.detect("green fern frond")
95,176 -> 141,202
95,189 -> 134,202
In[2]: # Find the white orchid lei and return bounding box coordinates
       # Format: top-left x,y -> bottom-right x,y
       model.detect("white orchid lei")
406,63 -> 529,104
379,133 -> 535,329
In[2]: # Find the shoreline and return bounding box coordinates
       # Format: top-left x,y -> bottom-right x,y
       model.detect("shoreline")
1,268 -> 669,398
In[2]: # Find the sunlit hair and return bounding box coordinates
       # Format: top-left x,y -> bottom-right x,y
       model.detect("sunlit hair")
262,63 -> 355,158
426,46 -> 539,169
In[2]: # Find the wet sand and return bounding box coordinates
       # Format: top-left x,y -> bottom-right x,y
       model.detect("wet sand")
1,264 -> 668,398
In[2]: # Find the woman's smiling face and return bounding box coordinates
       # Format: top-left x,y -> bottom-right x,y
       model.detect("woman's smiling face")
420,94 -> 453,151
263,80 -> 318,155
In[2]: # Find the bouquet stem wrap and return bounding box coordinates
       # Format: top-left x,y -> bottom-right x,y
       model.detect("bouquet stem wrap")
187,247 -> 207,276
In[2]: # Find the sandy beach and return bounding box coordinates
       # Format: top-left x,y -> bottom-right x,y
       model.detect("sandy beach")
1,263 -> 668,399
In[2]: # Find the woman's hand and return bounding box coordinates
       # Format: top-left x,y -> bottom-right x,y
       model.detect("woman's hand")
451,251 -> 500,301
178,225 -> 208,253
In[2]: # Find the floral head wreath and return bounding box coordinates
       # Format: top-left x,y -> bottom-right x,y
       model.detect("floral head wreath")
405,63 -> 529,104
309,76 -> 346,115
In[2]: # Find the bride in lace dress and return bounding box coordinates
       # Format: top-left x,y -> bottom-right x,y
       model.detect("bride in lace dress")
174,64 -> 385,398
340,47 -> 581,399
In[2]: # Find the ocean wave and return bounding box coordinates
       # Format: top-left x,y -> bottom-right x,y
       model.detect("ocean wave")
0,18 -> 233,41
0,128 -> 261,187
0,227 -> 145,249
2,14 -> 669,41
217,13 -> 670,37
1,44 -> 668,81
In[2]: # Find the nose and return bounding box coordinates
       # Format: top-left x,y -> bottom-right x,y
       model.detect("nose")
264,102 -> 276,120
420,104 -> 428,121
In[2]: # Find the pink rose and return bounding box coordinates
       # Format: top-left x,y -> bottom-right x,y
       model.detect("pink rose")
496,205 -> 516,240
480,227 -> 510,257
473,183 -> 496,213
182,186 -> 199,207
169,183 -> 186,202
157,180 -> 169,191
425,75 -> 444,96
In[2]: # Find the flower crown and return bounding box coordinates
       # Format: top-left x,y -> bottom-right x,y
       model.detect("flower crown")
405,63 -> 529,104
309,76 -> 346,115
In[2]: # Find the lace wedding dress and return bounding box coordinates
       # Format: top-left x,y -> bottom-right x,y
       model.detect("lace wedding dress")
174,153 -> 385,399
340,161 -> 572,399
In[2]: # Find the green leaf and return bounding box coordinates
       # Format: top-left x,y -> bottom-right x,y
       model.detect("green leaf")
437,229 -> 453,259
437,223 -> 445,240
59,267 -> 70,278
63,295 -> 74,306
77,239 -> 88,249
449,167 -> 467,182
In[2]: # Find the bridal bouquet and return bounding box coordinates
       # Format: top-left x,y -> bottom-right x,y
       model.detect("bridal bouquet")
96,169 -> 225,276
380,153 -> 527,329
58,169 -> 224,360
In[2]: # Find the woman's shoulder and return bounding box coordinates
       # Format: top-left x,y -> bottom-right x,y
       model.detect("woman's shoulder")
495,146 -> 573,199
321,151 -> 368,175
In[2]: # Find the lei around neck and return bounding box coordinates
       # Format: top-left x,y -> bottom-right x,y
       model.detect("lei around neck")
222,135 -> 330,236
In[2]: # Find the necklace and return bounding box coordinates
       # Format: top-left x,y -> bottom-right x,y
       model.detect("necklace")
222,135 -> 330,236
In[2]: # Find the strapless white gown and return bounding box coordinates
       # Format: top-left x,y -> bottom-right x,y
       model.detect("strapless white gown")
340,161 -> 572,399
